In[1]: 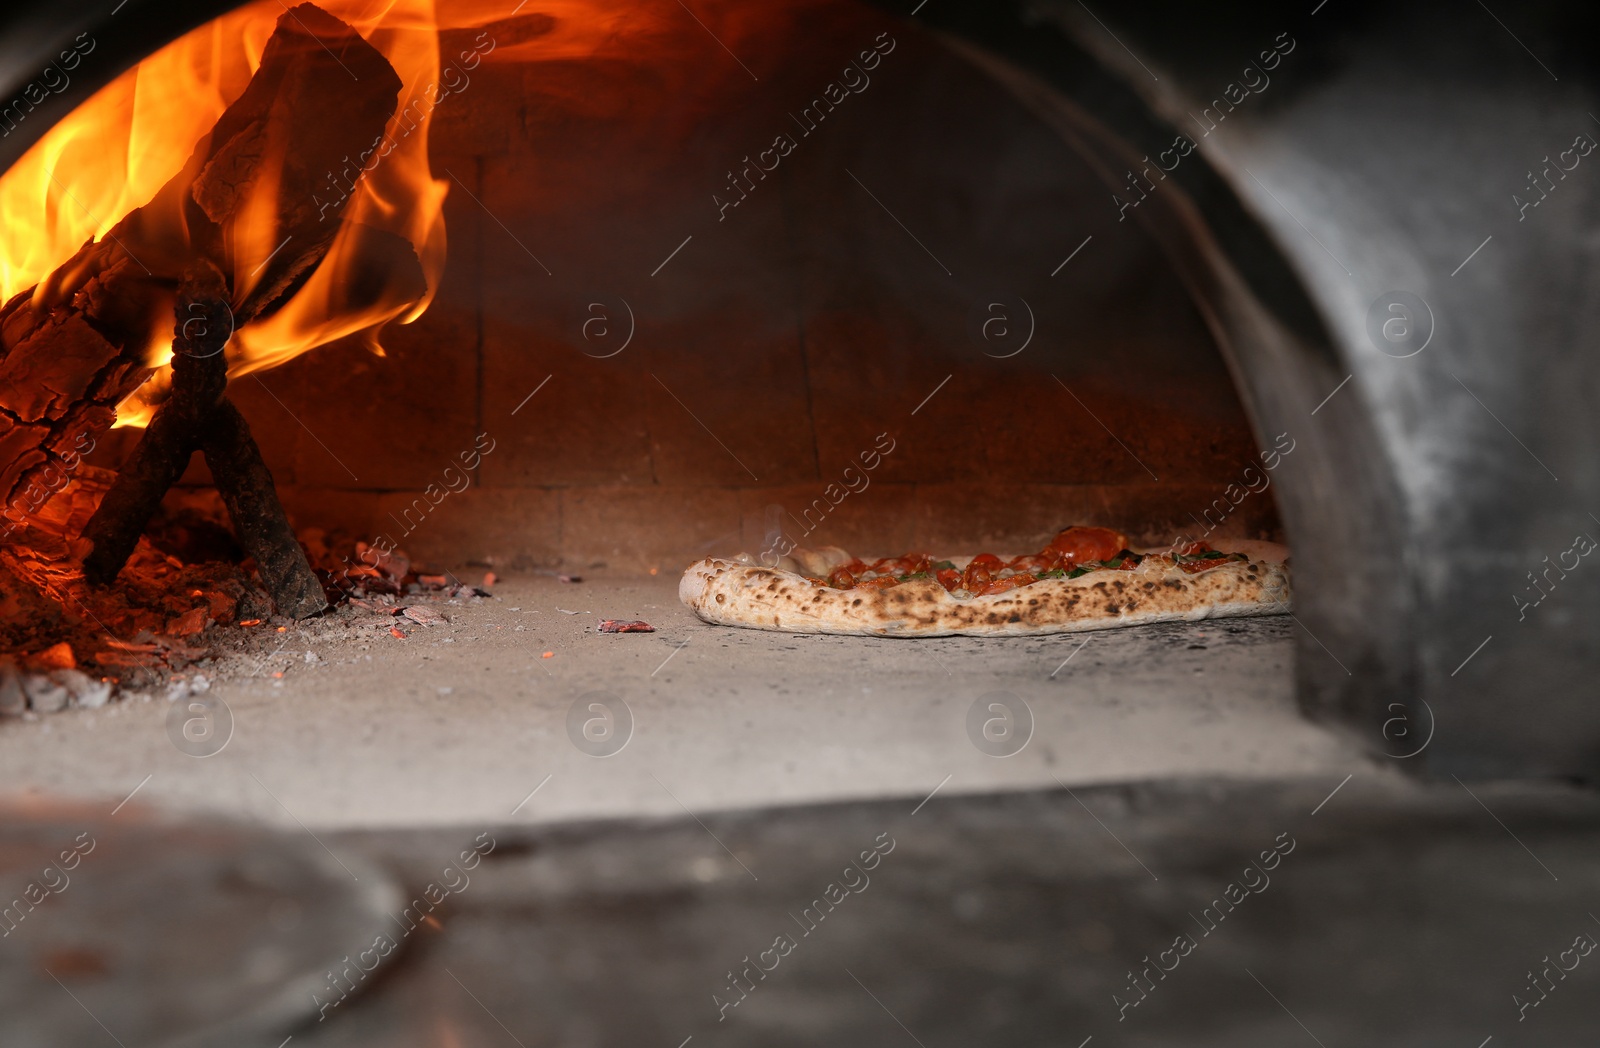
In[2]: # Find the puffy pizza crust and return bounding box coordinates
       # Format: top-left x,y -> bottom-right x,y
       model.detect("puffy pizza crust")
679,544 -> 1292,638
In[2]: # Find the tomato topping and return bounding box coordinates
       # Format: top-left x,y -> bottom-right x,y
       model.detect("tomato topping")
1174,549 -> 1243,574
832,537 -> 1161,598
869,553 -> 931,576
979,573 -> 1037,596
1046,526 -> 1130,565
1007,550 -> 1062,573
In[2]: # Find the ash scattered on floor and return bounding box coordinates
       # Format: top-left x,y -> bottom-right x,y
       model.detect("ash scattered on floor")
0,478 -> 498,719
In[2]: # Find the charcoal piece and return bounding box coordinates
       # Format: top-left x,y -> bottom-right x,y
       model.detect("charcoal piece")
201,399 -> 326,619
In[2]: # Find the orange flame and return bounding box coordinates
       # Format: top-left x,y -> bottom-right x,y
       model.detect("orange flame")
0,0 -> 781,429
0,0 -> 454,427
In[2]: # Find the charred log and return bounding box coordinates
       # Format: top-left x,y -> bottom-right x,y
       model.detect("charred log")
81,262 -> 230,588
82,259 -> 328,618
201,399 -> 326,619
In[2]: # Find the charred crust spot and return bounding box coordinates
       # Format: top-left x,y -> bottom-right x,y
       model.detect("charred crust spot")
852,598 -> 863,607
1163,579 -> 1183,590
714,593 -> 725,604
1142,582 -> 1155,591
1247,573 -> 1258,581
1105,603 -> 1120,613
1008,614 -> 1021,623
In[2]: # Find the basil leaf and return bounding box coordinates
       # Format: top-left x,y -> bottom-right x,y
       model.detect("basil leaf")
932,560 -> 956,571
900,571 -> 932,582
1067,567 -> 1091,579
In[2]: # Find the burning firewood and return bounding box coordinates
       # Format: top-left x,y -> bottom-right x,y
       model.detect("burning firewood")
0,4 -> 411,619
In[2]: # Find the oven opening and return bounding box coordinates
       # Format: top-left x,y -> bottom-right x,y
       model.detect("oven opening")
0,0 -> 1343,874
0,0 -> 1303,731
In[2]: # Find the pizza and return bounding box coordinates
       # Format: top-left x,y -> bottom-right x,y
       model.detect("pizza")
678,526 -> 1290,637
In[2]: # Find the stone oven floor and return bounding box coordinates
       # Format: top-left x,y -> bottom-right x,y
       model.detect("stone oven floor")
0,574 -> 1377,829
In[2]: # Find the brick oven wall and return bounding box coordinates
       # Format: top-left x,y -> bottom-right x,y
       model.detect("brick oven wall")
90,0 -> 1281,573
